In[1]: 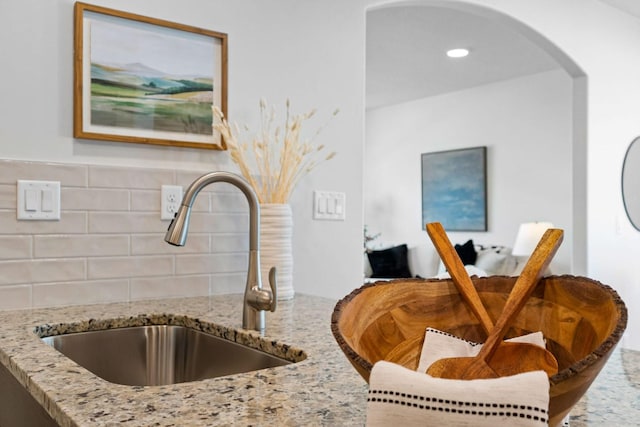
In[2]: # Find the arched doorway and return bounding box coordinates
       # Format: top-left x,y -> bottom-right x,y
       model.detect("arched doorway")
364,0 -> 587,276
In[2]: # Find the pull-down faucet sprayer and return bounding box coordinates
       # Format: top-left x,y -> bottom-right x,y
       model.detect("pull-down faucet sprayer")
164,171 -> 277,333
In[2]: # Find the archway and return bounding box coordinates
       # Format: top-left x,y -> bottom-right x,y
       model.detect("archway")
364,0 -> 587,276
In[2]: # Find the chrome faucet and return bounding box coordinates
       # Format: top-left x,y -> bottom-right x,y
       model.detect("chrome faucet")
164,171 -> 277,333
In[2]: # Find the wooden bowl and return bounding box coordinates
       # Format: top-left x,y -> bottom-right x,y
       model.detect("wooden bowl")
331,275 -> 627,427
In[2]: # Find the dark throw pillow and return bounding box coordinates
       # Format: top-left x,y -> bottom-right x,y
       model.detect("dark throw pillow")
454,239 -> 477,265
367,244 -> 412,278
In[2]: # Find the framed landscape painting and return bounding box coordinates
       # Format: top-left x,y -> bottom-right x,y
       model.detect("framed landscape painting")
421,146 -> 487,231
73,2 -> 228,150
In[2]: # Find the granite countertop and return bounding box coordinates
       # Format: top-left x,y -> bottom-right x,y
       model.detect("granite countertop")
0,293 -> 637,426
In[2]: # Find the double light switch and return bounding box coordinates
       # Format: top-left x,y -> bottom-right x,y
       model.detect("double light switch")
17,180 -> 61,220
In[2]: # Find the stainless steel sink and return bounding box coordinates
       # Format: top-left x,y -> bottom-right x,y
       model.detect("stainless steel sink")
41,325 -> 294,386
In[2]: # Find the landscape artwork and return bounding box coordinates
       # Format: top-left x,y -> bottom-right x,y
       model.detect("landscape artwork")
74,4 -> 227,149
421,146 -> 487,231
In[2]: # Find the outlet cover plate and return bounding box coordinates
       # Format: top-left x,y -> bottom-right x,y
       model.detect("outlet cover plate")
161,185 -> 183,220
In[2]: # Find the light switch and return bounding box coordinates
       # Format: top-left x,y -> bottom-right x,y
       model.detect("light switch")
41,189 -> 54,212
327,197 -> 336,214
17,180 -> 61,220
25,189 -> 38,211
313,190 -> 346,221
318,196 -> 327,214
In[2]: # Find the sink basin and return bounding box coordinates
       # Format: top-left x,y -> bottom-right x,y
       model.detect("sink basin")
41,325 -> 296,386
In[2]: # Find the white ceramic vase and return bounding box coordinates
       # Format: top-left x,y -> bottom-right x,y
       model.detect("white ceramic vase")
260,204 -> 294,300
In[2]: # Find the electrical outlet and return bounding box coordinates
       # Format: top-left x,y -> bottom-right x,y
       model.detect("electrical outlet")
161,185 -> 183,220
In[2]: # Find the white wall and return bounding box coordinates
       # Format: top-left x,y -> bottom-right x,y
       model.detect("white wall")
365,69 -> 574,275
1,0 -> 640,350
0,0 -> 365,301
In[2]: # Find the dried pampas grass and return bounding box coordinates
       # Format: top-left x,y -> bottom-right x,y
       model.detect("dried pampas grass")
212,99 -> 337,204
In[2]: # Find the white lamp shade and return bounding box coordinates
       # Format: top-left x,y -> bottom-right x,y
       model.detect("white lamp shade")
512,222 -> 554,256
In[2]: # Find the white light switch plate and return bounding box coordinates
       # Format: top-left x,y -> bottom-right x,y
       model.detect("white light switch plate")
313,190 -> 346,221
17,180 -> 61,220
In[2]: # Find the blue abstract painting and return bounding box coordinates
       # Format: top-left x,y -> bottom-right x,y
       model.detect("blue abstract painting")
421,147 -> 487,231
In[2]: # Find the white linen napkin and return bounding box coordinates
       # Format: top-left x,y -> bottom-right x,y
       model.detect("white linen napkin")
366,328 -> 550,427
417,327 -> 546,372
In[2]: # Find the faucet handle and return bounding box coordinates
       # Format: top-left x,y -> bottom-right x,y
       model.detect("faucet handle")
246,266 -> 277,313
267,267 -> 277,312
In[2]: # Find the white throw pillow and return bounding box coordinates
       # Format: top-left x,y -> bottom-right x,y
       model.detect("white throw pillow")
474,246 -> 517,275
435,265 -> 487,279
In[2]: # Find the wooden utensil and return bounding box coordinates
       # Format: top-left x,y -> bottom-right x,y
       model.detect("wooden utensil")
385,221 -> 495,370
426,227 -> 563,379
385,334 -> 424,369
385,224 -> 559,376
426,222 -> 494,335
425,222 -> 559,377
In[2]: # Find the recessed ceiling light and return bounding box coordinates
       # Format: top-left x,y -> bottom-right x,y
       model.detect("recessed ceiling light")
446,48 -> 470,58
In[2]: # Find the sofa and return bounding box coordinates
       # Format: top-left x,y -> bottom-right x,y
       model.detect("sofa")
364,239 -> 519,281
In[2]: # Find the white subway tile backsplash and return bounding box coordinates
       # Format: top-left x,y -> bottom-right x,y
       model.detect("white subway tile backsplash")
192,194 -> 210,212
131,233 -> 209,255
211,191 -> 250,213
130,275 -> 209,300
1,211 -> 88,234
35,235 -> 129,258
130,190 -> 158,212
209,273 -> 246,295
188,212 -> 249,233
176,253 -> 248,275
88,255 -> 174,280
89,212 -> 164,233
63,188 -> 130,211
33,279 -> 129,308
0,159 -> 248,311
0,259 -> 85,286
89,165 -> 173,189
210,234 -> 250,253
0,236 -> 32,259
0,184 -> 15,209
0,285 -> 31,310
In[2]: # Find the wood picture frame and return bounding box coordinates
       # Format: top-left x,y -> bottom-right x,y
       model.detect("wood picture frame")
73,2 -> 228,150
421,146 -> 487,231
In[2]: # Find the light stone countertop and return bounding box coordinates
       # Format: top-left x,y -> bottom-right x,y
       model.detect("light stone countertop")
0,293 -> 637,426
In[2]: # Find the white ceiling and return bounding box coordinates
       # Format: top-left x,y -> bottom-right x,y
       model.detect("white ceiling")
366,2 -> 640,110
365,1 -> 640,110
365,6 -> 562,110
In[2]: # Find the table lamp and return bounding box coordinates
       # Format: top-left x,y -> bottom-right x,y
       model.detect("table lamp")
512,221 -> 554,274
